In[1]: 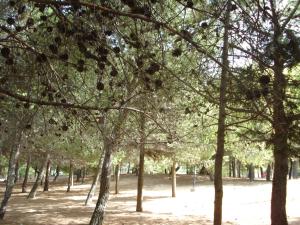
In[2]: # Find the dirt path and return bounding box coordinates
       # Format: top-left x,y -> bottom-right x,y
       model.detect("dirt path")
1,174 -> 299,225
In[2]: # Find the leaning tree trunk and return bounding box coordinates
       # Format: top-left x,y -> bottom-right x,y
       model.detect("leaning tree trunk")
43,159 -> 51,191
213,2 -> 231,225
67,160 -> 74,192
22,155 -> 31,193
136,111 -> 145,212
53,164 -> 60,182
0,124 -> 22,219
89,138 -> 114,225
114,164 -> 120,194
171,160 -> 176,198
85,155 -> 103,206
27,153 -> 50,199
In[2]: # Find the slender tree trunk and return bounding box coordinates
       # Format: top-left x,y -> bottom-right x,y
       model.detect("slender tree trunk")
213,2 -> 231,225
43,159 -> 51,191
288,159 -> 293,180
67,160 -> 74,192
0,124 -> 22,219
14,160 -> 19,184
85,155 -> 103,206
76,169 -> 81,182
89,138 -> 113,225
292,159 -> 298,179
34,165 -> 38,178
266,164 -> 271,181
237,160 -> 241,178
22,155 -> 31,193
28,153 -> 50,199
53,164 -> 60,182
114,164 -> 120,194
136,112 -> 145,212
228,159 -> 232,177
171,160 -> 176,198
127,163 -> 130,174
81,167 -> 86,184
232,157 -> 236,178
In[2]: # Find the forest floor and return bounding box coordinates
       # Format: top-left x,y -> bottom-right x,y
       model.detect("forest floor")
0,174 -> 300,225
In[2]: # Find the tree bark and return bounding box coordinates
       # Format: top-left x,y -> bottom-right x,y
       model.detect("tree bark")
43,159 -> 51,191
0,123 -> 22,219
81,167 -> 86,184
213,2 -> 230,225
28,153 -> 50,199
89,138 -> 113,225
76,169 -> 81,182
14,160 -> 19,184
266,164 -> 271,181
237,160 -> 241,178
114,164 -> 120,194
85,155 -> 103,206
288,159 -> 293,180
232,157 -> 236,178
171,160 -> 176,198
270,22 -> 289,225
292,159 -> 298,179
136,111 -> 145,212
22,155 -> 31,193
228,158 -> 232,177
53,164 -> 60,182
248,164 -> 255,182
67,160 -> 74,192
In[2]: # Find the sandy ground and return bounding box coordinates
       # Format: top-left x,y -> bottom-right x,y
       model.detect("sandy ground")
0,174 -> 299,225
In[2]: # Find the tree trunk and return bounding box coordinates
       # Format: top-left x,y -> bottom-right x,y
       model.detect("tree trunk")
237,160 -> 241,178
171,160 -> 176,198
14,160 -> 19,184
81,167 -> 86,184
34,165 -> 38,178
85,155 -> 103,206
213,2 -> 230,225
43,159 -> 51,191
127,163 -> 130,174
22,155 -> 31,193
40,175 -> 44,186
228,159 -> 232,177
53,164 -> 60,182
270,23 -> 290,225
76,169 -> 81,182
288,159 -> 293,180
0,123 -> 22,219
28,153 -> 50,199
232,157 -> 236,178
67,160 -> 74,192
114,164 -> 120,194
292,159 -> 298,179
266,164 -> 271,181
248,164 -> 255,182
136,111 -> 145,212
89,138 -> 113,225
